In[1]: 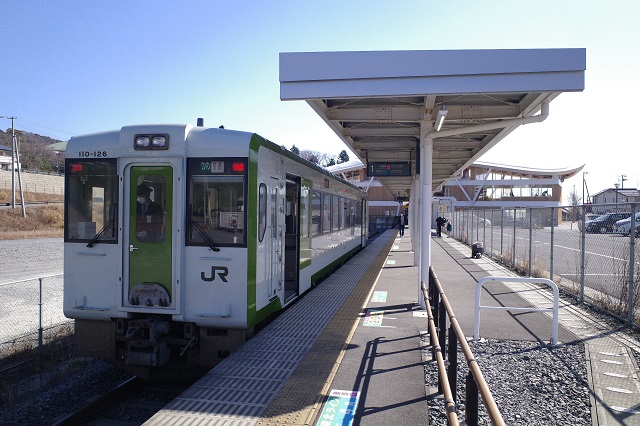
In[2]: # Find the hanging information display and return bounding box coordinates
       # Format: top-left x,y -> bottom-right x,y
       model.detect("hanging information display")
367,162 -> 411,177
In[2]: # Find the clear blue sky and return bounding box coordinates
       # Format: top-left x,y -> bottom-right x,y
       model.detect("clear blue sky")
2,0 -> 639,199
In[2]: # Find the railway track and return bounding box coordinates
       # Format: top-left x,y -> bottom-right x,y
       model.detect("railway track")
52,375 -> 200,425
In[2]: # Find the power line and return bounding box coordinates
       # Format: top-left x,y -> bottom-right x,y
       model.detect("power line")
16,118 -> 77,136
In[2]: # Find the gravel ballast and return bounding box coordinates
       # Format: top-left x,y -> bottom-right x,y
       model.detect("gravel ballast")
424,338 -> 591,425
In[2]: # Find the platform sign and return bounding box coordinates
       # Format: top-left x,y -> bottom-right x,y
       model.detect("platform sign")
316,389 -> 360,426
362,309 -> 383,327
367,162 -> 411,177
371,291 -> 387,302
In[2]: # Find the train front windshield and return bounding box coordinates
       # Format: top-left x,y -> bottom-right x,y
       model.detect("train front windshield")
187,158 -> 247,247
65,160 -> 118,243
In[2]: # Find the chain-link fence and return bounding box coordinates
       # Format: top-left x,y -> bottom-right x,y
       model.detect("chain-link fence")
449,204 -> 640,325
0,274 -> 70,357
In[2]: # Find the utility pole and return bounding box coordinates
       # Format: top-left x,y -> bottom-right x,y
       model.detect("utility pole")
0,116 -> 26,217
621,174 -> 628,189
0,116 -> 17,208
582,171 -> 588,206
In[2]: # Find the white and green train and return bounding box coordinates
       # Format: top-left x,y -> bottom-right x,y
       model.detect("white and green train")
63,123 -> 367,377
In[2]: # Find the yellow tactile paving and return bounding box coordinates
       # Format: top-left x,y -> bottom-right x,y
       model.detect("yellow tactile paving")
257,233 -> 396,426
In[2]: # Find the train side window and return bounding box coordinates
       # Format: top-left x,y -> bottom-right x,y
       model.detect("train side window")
344,199 -> 351,228
258,183 -> 267,242
332,195 -> 340,231
271,186 -> 277,239
322,193 -> 331,234
65,159 -> 118,243
311,190 -> 321,237
347,200 -> 356,228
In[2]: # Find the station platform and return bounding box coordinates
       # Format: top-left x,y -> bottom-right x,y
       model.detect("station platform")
145,227 -> 640,425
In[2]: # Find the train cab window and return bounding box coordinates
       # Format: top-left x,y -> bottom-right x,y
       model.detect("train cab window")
135,177 -> 166,243
65,159 -> 118,244
187,158 -> 247,247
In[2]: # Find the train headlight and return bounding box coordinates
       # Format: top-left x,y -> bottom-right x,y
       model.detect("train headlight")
135,136 -> 150,148
152,135 -> 167,148
134,134 -> 169,150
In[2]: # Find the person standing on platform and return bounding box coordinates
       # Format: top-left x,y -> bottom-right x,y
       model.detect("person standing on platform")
436,215 -> 447,237
399,212 -> 406,237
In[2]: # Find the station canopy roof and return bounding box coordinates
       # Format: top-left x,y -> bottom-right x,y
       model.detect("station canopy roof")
280,49 -> 585,199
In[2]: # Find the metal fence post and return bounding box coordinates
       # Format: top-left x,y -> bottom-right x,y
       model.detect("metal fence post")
580,205 -> 587,304
468,209 -> 471,245
447,324 -> 458,403
513,208 -> 517,268
500,210 -> 504,262
483,209 -> 487,246
466,372 -> 479,426
431,276 -> 439,361
490,210 -> 494,259
38,277 -> 44,350
529,208 -> 533,277
471,209 -> 475,245
550,207 -> 555,282
438,301 -> 446,359
628,204 -> 636,324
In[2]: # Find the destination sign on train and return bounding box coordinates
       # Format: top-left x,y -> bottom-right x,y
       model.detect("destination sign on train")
367,162 -> 411,177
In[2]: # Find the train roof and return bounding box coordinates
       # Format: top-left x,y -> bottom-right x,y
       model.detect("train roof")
66,124 -> 365,195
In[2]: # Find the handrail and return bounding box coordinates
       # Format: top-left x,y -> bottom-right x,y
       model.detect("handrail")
474,276 -> 559,345
420,280 -> 459,425
425,266 -> 506,426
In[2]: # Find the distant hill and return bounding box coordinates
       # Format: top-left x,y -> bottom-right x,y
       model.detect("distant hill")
0,128 -> 66,172
0,128 -> 63,146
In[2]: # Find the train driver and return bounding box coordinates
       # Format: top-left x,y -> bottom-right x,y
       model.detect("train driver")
136,184 -> 164,242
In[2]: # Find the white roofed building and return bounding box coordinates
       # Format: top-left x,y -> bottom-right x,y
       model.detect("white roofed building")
441,160 -> 583,209
325,160 -> 403,222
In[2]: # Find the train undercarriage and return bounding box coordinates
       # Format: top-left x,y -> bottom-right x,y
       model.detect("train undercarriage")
73,316 -> 249,380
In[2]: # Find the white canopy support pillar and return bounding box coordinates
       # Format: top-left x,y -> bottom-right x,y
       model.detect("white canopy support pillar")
418,123 -> 433,309
412,174 -> 420,267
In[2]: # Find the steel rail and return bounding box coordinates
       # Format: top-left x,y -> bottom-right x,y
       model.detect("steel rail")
429,266 -> 505,426
421,280 -> 459,425
51,376 -> 142,425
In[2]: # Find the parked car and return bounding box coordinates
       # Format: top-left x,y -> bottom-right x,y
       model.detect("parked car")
585,212 -> 631,234
472,216 -> 492,227
615,212 -> 640,235
578,213 -> 599,231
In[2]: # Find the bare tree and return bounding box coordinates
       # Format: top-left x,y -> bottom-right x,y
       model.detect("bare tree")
298,149 -> 342,167
567,187 -> 582,224
299,150 -> 321,165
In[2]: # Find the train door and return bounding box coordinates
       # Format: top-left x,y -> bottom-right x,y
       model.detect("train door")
284,175 -> 300,302
125,165 -> 175,309
269,177 -> 284,299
